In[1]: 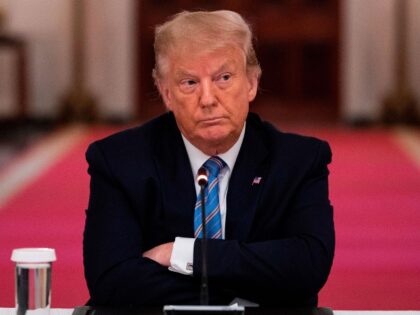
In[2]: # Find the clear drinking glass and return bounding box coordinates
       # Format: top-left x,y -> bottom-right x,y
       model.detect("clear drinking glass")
11,248 -> 57,315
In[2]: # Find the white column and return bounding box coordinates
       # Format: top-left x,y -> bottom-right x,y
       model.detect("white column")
341,0 -> 395,122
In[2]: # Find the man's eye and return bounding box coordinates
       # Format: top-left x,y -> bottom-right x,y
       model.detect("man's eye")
222,74 -> 230,81
217,73 -> 232,84
181,79 -> 197,87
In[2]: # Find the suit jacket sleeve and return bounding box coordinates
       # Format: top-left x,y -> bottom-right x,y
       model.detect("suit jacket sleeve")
83,142 -> 201,306
193,140 -> 334,305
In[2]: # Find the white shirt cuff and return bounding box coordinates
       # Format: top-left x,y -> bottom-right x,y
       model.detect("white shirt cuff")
169,237 -> 195,275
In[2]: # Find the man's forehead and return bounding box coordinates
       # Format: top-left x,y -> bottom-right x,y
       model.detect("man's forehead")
168,46 -> 246,76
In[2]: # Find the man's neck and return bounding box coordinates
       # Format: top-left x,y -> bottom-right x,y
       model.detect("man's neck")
185,132 -> 243,156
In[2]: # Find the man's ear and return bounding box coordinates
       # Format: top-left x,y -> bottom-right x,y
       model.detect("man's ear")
156,79 -> 173,111
247,71 -> 259,102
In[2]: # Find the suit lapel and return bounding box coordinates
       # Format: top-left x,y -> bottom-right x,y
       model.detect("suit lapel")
225,115 -> 270,241
153,113 -> 196,238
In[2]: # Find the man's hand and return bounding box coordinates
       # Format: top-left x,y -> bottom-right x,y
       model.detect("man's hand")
142,242 -> 174,267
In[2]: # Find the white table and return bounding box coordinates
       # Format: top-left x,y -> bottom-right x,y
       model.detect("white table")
0,309 -> 73,315
336,313 -> 420,315
0,309 -> 419,315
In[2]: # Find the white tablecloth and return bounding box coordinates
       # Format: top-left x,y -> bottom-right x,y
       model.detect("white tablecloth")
336,312 -> 420,315
0,309 -> 73,315
0,309 -> 419,315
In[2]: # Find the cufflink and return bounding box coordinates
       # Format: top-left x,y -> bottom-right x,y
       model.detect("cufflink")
186,262 -> 193,271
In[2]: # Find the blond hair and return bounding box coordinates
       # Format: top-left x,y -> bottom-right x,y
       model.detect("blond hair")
153,10 -> 261,81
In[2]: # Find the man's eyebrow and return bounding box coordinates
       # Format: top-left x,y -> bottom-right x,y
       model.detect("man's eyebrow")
174,61 -> 236,79
217,63 -> 231,72
174,69 -> 197,79
214,62 -> 236,75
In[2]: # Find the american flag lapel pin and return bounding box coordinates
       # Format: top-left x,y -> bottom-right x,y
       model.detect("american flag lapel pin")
252,176 -> 262,185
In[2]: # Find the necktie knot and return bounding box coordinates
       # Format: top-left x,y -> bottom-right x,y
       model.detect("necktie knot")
203,156 -> 226,178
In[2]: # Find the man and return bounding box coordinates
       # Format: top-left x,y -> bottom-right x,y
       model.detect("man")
83,10 -> 334,307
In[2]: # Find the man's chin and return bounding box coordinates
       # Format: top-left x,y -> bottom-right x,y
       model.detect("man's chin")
202,129 -> 239,145
200,127 -> 230,142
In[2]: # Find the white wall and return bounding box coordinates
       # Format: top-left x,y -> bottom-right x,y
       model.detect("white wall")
341,0 -> 420,122
1,0 -> 419,121
85,0 -> 135,120
0,0 -> 72,118
0,0 -> 135,120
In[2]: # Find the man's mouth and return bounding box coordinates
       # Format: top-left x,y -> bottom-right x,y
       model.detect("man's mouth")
199,117 -> 225,126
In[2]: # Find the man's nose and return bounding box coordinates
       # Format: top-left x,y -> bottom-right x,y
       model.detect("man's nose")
199,80 -> 216,107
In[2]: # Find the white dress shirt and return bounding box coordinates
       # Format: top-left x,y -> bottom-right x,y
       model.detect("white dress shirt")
169,124 -> 246,275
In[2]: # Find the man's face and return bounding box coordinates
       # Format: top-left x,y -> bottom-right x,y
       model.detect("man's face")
158,46 -> 259,155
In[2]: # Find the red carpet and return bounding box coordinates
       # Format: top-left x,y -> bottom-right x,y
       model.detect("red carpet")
301,128 -> 420,309
0,127 -> 117,308
0,126 -> 419,309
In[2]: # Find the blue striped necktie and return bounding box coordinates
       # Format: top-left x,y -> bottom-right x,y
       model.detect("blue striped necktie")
194,156 -> 226,239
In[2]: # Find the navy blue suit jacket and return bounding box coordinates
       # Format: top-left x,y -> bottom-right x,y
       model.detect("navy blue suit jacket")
83,112 -> 334,307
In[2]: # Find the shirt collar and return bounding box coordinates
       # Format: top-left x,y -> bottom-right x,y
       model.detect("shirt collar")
181,123 -> 246,176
